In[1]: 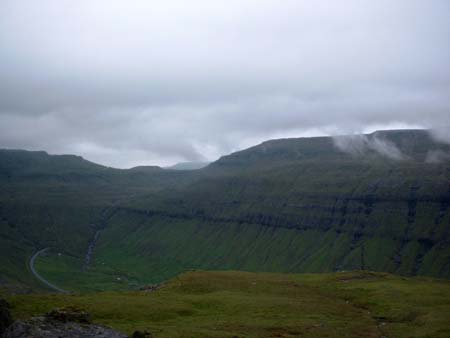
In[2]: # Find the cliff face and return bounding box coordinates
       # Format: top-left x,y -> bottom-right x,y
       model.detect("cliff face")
98,130 -> 450,281
102,166 -> 449,280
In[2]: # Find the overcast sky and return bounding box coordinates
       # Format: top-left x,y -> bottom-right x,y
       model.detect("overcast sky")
1,0 -> 449,168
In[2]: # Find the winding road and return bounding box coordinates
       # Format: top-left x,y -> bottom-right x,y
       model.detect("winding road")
29,248 -> 69,293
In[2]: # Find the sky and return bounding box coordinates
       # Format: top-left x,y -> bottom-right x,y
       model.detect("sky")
1,0 -> 449,168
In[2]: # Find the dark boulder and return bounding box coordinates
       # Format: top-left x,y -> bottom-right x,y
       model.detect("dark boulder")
138,284 -> 159,293
46,306 -> 91,324
131,331 -> 153,338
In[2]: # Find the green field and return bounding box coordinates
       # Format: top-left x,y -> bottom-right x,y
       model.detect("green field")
5,270 -> 450,338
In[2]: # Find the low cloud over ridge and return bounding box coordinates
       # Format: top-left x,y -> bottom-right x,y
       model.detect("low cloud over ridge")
1,0 -> 449,167
333,134 -> 406,160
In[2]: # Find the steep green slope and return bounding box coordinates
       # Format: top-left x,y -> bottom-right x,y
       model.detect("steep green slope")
1,129 -> 450,291
0,150 -> 197,289
83,130 -> 448,288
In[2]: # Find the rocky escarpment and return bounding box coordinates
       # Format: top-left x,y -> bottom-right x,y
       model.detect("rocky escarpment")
111,159 -> 450,279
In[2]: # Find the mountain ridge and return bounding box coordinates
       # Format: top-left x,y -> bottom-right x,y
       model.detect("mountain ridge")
2,129 -> 447,171
1,129 -> 449,291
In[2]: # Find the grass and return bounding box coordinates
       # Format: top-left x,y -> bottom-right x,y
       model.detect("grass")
33,249 -> 146,292
32,205 -> 450,294
6,270 -> 450,338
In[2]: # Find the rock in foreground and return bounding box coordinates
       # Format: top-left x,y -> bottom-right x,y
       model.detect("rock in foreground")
4,315 -> 127,338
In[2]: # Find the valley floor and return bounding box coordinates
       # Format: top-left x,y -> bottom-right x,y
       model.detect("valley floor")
5,270 -> 450,338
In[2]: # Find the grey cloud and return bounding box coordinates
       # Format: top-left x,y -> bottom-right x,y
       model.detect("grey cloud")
369,138 -> 406,161
1,0 -> 449,167
333,134 -> 406,160
429,127 -> 450,145
425,150 -> 450,164
333,135 -> 369,156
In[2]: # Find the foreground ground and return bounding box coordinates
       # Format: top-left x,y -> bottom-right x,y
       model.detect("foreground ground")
4,270 -> 450,338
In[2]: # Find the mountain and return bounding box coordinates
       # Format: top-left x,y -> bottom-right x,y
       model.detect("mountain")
0,150 -> 198,290
1,129 -> 449,292
165,162 -> 210,170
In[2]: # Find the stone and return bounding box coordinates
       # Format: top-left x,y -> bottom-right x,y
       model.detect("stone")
3,315 -> 127,338
131,330 -> 153,338
46,306 -> 91,323
138,284 -> 159,292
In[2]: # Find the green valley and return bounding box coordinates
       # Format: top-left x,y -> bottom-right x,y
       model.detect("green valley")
1,129 -> 450,293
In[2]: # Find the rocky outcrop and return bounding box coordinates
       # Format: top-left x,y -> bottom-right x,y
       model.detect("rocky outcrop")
3,307 -> 127,338
46,306 -> 91,323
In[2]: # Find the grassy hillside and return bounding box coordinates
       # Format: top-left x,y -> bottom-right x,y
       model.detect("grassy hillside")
1,129 -> 450,291
53,129 -> 448,291
0,149 -> 197,289
5,271 -> 450,338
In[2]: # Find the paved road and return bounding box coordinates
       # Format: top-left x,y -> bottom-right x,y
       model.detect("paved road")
29,248 -> 69,293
